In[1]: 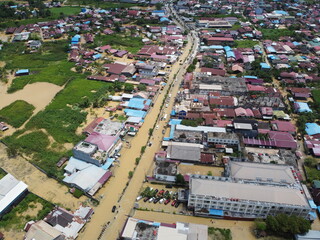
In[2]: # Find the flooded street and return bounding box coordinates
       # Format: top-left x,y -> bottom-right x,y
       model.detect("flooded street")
0,143 -> 86,209
78,35 -> 196,240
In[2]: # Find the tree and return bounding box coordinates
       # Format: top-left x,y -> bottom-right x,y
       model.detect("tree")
128,171 -> 133,178
137,84 -> 146,91
124,83 -> 134,93
266,214 -> 311,238
135,157 -> 140,165
207,171 -> 212,176
305,157 -> 318,168
148,128 -> 153,136
6,146 -> 18,158
175,173 -> 186,185
155,2 -> 163,10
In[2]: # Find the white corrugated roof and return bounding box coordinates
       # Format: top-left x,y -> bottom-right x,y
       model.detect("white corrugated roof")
0,174 -> 28,213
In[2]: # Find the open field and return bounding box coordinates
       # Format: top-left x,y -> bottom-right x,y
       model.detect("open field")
0,41 -> 72,93
235,40 -> 259,48
259,29 -> 295,41
89,34 -> 144,54
65,0 -> 143,9
0,6 -> 81,29
0,100 -> 35,128
178,164 -> 224,176
50,6 -> 81,18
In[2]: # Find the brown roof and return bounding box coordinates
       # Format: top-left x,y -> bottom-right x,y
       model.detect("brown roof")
82,117 -> 104,135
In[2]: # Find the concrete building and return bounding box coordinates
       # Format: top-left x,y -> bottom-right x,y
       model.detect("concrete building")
73,141 -> 107,166
121,217 -> 208,240
224,161 -> 298,186
154,160 -> 178,182
207,132 -> 239,146
0,173 -> 28,217
188,175 -> 312,219
165,142 -> 203,162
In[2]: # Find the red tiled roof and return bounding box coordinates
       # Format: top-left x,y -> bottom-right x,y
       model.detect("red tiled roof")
82,117 -> 104,135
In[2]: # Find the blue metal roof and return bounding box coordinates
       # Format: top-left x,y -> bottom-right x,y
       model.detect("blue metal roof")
295,102 -> 312,113
102,158 -> 115,170
124,109 -> 147,118
127,98 -> 151,110
305,123 -> 320,136
16,69 -> 29,74
244,75 -> 257,79
209,209 -> 224,216
169,119 -> 182,125
260,62 -> 271,69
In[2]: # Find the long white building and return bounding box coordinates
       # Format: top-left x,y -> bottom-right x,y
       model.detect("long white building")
188,175 -> 312,219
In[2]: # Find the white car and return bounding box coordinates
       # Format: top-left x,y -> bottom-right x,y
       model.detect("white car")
149,197 -> 155,203
159,198 -> 165,204
136,196 -> 143,201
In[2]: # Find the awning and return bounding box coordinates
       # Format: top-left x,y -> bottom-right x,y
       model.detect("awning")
209,209 -> 224,216
309,200 -> 317,209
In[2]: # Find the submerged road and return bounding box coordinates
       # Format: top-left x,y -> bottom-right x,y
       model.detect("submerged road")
78,24 -> 199,240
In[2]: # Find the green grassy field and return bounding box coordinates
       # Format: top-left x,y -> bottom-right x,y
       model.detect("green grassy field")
0,6 -> 81,29
235,40 -> 259,48
0,41 -> 75,93
0,192 -> 53,230
90,34 -> 144,54
259,28 -> 295,41
0,100 -> 35,128
65,0 -> 140,9
50,6 -> 81,18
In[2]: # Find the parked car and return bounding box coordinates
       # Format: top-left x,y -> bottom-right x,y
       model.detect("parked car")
171,200 -> 177,206
112,205 -> 116,212
164,199 -> 171,205
175,202 -> 181,208
143,197 -> 150,202
136,196 -> 142,201
154,189 -> 159,194
153,198 -> 160,204
164,190 -> 169,196
159,198 -> 165,204
158,189 -> 165,196
149,197 -> 155,202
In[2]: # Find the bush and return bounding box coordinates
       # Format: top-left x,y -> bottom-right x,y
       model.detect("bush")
141,146 -> 146,154
128,171 -> 133,178
73,188 -> 84,198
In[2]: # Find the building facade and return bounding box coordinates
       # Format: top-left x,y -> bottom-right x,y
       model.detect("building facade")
188,175 -> 311,220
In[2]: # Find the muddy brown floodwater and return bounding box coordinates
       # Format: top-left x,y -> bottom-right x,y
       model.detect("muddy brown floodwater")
77,34 -> 195,240
0,81 -> 63,113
